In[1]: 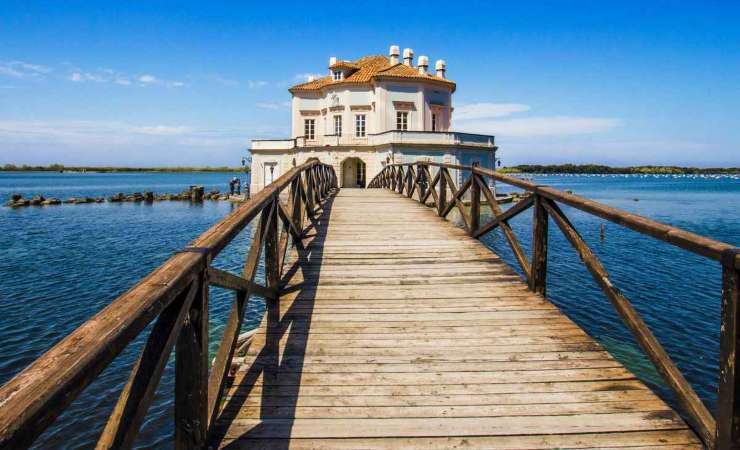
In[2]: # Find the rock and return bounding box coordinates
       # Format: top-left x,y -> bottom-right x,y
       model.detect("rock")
64,197 -> 77,204
190,185 -> 204,202
109,193 -> 125,202
41,198 -> 61,205
6,199 -> 29,207
11,193 -> 22,202
94,197 -> 105,203
144,191 -> 154,202
29,195 -> 45,206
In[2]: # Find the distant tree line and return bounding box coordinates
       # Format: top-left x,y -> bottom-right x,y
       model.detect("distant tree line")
499,164 -> 739,175
1,164 -> 249,173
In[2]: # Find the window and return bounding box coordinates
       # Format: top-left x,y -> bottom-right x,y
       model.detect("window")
304,119 -> 315,140
396,111 -> 408,131
334,115 -> 342,136
332,70 -> 342,81
355,114 -> 366,137
431,113 -> 437,131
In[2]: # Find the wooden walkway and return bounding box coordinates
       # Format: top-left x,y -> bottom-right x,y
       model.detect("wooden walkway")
211,188 -> 702,449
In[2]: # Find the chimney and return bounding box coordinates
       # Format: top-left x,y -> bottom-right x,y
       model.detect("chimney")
389,45 -> 400,65
403,48 -> 414,66
418,55 -> 429,74
435,59 -> 446,78
329,56 -> 337,66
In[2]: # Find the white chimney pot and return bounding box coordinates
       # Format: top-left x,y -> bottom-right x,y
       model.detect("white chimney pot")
403,48 -> 414,66
329,56 -> 337,66
418,55 -> 429,74
435,59 -> 447,78
389,45 -> 400,65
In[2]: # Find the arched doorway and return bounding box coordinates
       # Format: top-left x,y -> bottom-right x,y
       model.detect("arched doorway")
341,157 -> 366,188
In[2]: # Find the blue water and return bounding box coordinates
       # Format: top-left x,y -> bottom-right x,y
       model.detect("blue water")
0,171 -> 738,448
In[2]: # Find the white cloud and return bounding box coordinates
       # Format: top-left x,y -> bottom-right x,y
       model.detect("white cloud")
208,75 -> 239,87
458,116 -> 620,137
454,103 -> 530,120
248,80 -> 269,89
138,74 -> 158,84
68,71 -> 107,83
452,102 -> 619,137
0,61 -> 52,79
256,101 -> 291,110
0,120 -> 283,148
130,125 -> 192,135
293,73 -> 323,82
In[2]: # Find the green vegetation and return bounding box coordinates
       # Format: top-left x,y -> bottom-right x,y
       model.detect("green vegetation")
1,164 -> 249,173
499,164 -> 740,175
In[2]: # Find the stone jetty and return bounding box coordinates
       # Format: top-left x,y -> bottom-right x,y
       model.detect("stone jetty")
4,185 -> 240,208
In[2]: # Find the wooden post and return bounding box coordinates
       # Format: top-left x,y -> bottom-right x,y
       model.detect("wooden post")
438,168 -> 447,216
718,249 -> 740,450
530,193 -> 548,295
397,167 -> 404,194
264,198 -> 280,289
406,166 -> 413,198
469,165 -> 481,236
175,267 -> 209,449
417,164 -> 426,203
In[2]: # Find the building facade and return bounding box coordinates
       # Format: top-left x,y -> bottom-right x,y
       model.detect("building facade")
250,45 -> 496,193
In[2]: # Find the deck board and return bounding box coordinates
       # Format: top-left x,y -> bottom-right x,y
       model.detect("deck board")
211,188 -> 701,449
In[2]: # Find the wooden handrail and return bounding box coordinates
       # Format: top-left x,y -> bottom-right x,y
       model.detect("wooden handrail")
0,160 -> 337,449
369,161 -> 740,449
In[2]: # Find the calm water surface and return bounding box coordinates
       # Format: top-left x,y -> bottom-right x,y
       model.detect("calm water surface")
0,171 -> 738,448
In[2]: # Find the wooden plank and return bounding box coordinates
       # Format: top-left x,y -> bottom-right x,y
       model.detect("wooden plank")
218,413 -> 689,438
217,430 -> 701,449
208,267 -> 276,300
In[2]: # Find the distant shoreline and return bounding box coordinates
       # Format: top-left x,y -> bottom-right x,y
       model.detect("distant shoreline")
500,164 -> 740,175
1,164 -> 249,173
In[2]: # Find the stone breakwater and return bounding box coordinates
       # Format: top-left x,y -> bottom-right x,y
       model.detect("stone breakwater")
4,185 -> 238,208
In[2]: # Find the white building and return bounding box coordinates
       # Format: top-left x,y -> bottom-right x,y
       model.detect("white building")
249,45 -> 497,193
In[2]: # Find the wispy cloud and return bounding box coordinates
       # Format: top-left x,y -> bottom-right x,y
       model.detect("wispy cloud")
247,80 -> 269,89
136,74 -> 184,87
459,116 -> 620,137
0,61 -> 52,79
0,120 -> 283,149
207,75 -> 239,87
256,101 -> 291,110
293,73 -> 323,82
454,103 -> 530,120
453,102 -> 619,136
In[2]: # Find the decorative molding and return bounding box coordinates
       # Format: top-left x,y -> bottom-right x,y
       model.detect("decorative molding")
329,105 -> 345,112
350,104 -> 372,111
393,101 -> 416,111
300,110 -> 321,116
321,108 -> 327,115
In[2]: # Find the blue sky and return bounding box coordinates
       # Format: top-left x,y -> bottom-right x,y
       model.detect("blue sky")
0,1 -> 738,167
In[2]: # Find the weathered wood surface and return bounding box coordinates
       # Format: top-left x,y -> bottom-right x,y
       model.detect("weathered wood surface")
210,188 -> 701,449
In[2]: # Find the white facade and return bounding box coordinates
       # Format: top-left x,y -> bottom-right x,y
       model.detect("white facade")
250,45 -> 496,193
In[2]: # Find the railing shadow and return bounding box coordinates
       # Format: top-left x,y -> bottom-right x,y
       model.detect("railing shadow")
212,195 -> 335,449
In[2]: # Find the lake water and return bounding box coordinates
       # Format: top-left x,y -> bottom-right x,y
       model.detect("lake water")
0,171 -> 738,448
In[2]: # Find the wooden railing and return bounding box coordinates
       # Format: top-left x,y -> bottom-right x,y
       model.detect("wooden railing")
369,161 -> 740,450
0,160 -> 337,449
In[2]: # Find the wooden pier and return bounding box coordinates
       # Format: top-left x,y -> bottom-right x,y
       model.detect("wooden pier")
0,160 -> 738,449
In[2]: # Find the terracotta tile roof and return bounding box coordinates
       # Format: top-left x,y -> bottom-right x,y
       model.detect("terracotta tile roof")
328,60 -> 359,71
289,54 -> 455,93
